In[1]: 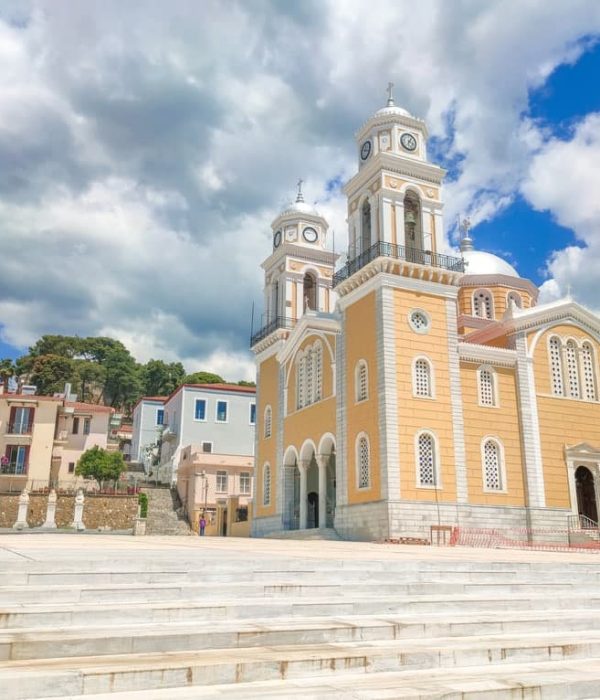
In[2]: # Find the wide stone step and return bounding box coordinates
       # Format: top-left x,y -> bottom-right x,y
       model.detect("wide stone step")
2,630 -> 600,698
2,609 -> 600,660
1,579 -> 595,604
29,657 -> 600,699
4,591 -> 600,628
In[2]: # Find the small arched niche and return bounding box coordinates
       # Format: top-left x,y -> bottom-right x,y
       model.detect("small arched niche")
303,272 -> 317,311
404,191 -> 423,250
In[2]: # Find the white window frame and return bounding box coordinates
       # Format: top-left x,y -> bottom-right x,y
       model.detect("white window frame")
215,399 -> 229,423
156,408 -> 165,426
355,432 -> 371,490
506,291 -> 522,309
477,364 -> 499,407
249,402 -> 256,425
216,470 -> 228,493
264,405 -> 272,438
408,308 -> 431,334
548,335 -> 565,397
355,359 -> 369,403
263,463 -> 271,506
201,441 -> 213,454
415,429 -> 442,489
240,471 -> 251,495
581,341 -> 598,402
194,399 -> 207,422
472,288 -> 494,320
412,355 -> 435,399
480,436 -> 507,493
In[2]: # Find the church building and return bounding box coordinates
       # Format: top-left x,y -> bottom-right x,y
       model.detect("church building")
250,90 -> 600,541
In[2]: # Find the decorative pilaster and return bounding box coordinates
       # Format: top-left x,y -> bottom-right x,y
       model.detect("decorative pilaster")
13,489 -> 29,530
316,454 -> 328,529
42,490 -> 58,529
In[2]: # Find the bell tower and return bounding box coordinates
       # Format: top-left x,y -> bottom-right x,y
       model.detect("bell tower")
258,182 -> 337,341
344,84 -> 447,264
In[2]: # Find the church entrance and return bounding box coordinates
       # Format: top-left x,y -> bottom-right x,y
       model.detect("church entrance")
576,466 -> 598,525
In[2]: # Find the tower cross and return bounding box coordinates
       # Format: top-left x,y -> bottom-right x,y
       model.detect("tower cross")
386,81 -> 395,106
296,178 -> 304,203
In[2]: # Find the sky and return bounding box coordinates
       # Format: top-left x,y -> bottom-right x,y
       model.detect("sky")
0,1 -> 599,380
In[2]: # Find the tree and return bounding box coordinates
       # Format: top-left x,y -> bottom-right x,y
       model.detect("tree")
183,371 -> 224,385
237,380 -> 256,387
141,359 -> 185,396
28,354 -> 75,396
0,359 -> 16,393
76,446 -> 126,484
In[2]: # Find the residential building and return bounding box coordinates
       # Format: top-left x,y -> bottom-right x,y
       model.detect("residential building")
156,383 -> 256,484
130,397 -> 167,471
251,92 -> 600,541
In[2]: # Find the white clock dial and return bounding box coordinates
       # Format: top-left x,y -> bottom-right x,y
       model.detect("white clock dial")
400,133 -> 417,152
302,226 -> 318,243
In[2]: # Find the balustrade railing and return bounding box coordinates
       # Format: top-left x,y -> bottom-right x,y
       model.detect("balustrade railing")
250,316 -> 296,347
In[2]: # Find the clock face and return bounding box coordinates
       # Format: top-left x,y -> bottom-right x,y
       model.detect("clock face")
360,140 -> 372,160
400,133 -> 417,152
273,230 -> 282,248
302,226 -> 318,243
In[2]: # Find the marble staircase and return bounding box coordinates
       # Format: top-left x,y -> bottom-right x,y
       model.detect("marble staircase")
2,539 -> 600,698
141,487 -> 192,536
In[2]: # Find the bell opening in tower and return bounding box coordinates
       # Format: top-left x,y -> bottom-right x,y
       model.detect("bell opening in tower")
303,273 -> 317,312
404,191 -> 423,250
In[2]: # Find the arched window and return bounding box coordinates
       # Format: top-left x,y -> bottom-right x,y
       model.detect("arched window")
473,289 -> 494,320
314,342 -> 323,402
264,405 -> 272,439
303,273 -> 317,311
478,366 -> 496,406
482,438 -> 503,491
566,340 -> 580,399
404,191 -> 422,250
296,341 -> 324,410
355,360 -> 368,402
507,291 -> 522,309
357,434 -> 370,489
549,336 -> 564,396
305,346 -> 314,403
581,342 -> 597,401
296,354 -> 305,409
413,358 -> 432,398
263,464 -> 271,506
417,431 -> 437,487
361,200 -> 371,254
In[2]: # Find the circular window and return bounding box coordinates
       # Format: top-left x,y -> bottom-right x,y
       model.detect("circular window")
408,309 -> 430,334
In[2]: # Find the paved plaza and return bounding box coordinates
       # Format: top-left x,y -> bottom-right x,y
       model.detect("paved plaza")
1,534 -> 600,698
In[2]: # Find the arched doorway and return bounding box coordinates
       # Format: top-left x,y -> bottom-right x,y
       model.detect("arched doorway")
303,273 -> 317,312
576,466 -> 598,524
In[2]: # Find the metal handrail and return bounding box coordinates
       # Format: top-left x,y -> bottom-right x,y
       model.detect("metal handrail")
568,513 -> 599,530
250,316 -> 296,347
6,422 -> 34,435
333,241 -> 465,287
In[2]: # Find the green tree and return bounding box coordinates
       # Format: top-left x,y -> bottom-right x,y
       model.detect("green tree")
237,380 -> 256,387
76,446 -> 126,484
0,358 -> 16,393
28,354 -> 75,396
141,359 -> 185,396
183,371 -> 224,385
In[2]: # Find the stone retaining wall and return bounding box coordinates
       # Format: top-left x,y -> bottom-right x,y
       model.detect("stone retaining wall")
0,495 -> 19,528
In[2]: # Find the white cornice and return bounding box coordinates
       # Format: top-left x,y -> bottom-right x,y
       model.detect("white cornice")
276,312 -> 341,365
262,243 -> 338,270
458,342 -> 517,367
251,331 -> 288,357
355,111 -> 429,141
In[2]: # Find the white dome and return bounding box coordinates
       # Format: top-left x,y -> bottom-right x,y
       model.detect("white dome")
280,200 -> 320,218
462,249 -> 519,278
374,104 -> 411,118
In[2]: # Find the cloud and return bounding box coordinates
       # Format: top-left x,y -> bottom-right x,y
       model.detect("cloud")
0,1 -> 599,378
522,113 -> 600,310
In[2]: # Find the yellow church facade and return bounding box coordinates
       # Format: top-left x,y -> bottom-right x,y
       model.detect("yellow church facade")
250,93 -> 600,541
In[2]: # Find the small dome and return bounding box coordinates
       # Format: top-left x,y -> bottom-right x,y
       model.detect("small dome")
462,249 -> 519,278
280,200 -> 320,217
374,104 -> 411,118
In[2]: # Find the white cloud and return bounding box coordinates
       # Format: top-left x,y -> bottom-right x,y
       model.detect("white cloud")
0,1 -> 599,377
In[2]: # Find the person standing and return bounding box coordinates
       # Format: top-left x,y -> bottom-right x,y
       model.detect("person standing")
199,515 -> 206,536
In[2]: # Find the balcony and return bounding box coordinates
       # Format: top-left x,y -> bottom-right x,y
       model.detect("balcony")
53,429 -> 68,445
5,422 -> 33,436
333,241 -> 465,287
250,316 -> 297,348
0,463 -> 28,476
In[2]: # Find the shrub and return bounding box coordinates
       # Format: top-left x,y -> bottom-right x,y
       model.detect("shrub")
138,492 -> 148,519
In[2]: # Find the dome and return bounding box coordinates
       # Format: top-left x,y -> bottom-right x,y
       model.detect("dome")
462,249 -> 519,278
280,200 -> 320,217
374,104 -> 411,118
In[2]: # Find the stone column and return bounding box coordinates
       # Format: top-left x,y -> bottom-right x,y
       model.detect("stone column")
317,454 -> 328,529
299,463 -> 308,530
70,489 -> 85,531
42,490 -> 58,529
13,489 -> 30,530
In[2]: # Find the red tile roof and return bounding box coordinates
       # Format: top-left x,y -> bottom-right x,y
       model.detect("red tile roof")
66,401 -> 114,414
181,383 -> 256,394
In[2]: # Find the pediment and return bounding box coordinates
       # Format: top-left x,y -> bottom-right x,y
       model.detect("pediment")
565,442 -> 600,459
276,311 -> 340,367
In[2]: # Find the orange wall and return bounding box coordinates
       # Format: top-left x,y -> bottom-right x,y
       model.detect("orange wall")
461,363 -> 526,506
530,324 -> 600,508
394,289 -> 457,501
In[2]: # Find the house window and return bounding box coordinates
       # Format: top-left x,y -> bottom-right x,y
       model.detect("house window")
549,336 -> 564,396
355,360 -> 368,402
216,400 -> 228,422
4,445 -> 28,474
263,464 -> 271,506
582,342 -> 597,401
413,358 -> 432,398
240,472 -> 251,495
194,399 -> 206,421
473,289 -> 493,320
417,431 -> 437,487
156,409 -> 164,426
202,442 -> 213,454
478,367 -> 496,406
9,407 -> 34,435
216,471 -> 227,492
68,461 -> 75,474
264,405 -> 272,438
249,403 -> 256,425
357,435 -> 370,489
83,418 -> 91,435
482,439 -> 503,490
72,417 -> 79,435
566,340 -> 580,398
